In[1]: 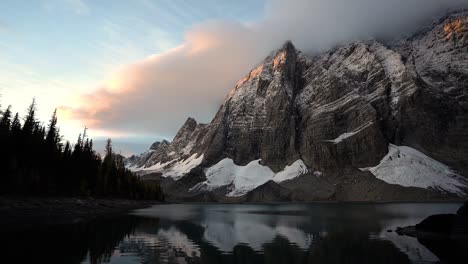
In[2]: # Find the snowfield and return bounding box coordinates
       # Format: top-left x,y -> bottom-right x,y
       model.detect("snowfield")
129,144 -> 467,197
361,144 -> 468,195
128,153 -> 204,180
190,159 -> 312,197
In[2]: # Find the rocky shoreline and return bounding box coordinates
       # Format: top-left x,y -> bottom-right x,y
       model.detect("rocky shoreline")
395,201 -> 468,239
394,201 -> 468,262
0,196 -> 158,229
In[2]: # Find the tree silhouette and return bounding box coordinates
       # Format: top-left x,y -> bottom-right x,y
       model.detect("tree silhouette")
0,100 -> 163,200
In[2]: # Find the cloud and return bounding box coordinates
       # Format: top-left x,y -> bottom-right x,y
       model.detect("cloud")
63,0 -> 468,148
63,21 -> 265,138
260,0 -> 467,52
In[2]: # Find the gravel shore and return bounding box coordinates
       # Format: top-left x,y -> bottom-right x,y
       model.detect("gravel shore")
0,196 -> 158,229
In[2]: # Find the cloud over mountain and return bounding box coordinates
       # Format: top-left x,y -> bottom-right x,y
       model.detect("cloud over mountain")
62,0 -> 468,143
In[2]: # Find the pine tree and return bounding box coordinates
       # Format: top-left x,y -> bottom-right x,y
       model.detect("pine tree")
22,98 -> 37,136
11,113 -> 21,134
0,100 -> 163,200
46,109 -> 58,147
105,138 -> 113,157
75,133 -> 83,153
0,105 -> 12,135
0,105 -> 12,193
63,141 -> 72,158
89,139 -> 94,151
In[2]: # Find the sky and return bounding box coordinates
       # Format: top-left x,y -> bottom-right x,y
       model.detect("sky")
1,0 -> 467,155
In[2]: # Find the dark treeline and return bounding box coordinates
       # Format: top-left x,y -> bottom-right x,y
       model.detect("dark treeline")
0,99 -> 163,200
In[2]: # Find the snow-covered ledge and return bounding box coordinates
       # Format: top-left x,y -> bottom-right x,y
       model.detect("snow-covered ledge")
190,159 -> 318,197
360,144 -> 468,195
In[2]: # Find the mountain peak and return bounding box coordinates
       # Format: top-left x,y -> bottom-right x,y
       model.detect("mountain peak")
271,40 -> 299,81
127,12 -> 468,201
280,40 -> 296,52
182,117 -> 197,129
272,40 -> 297,63
171,117 -> 199,144
150,140 -> 169,150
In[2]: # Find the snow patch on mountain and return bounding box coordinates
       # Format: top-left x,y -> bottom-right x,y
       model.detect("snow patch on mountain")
190,159 -> 310,197
361,144 -> 467,195
129,153 -> 204,180
142,159 -> 176,172
372,44 -> 406,82
162,153 -> 204,180
370,43 -> 408,111
326,121 -> 374,144
273,160 -> 310,182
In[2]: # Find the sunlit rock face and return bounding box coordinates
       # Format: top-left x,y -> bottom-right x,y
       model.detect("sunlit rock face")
444,17 -> 467,42
126,10 -> 468,201
392,10 -> 468,177
199,41 -> 304,171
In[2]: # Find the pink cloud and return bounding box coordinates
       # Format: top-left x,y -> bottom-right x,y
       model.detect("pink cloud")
62,0 -> 468,141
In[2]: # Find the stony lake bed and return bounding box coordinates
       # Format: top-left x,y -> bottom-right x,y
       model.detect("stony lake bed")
1,202 -> 467,264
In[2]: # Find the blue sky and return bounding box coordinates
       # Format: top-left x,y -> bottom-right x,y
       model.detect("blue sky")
1,0 -> 266,76
0,0 -> 266,97
1,0 -> 466,155
0,0 -> 266,153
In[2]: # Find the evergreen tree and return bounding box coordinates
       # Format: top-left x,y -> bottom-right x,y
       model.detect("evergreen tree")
0,99 -> 163,200
0,105 -> 12,193
22,98 -> 37,136
0,105 -> 12,135
46,109 -> 58,147
105,138 -> 112,157
63,141 -> 72,158
11,113 -> 21,135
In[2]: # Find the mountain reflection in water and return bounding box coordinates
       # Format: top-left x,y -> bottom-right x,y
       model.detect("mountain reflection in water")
2,203 -> 466,264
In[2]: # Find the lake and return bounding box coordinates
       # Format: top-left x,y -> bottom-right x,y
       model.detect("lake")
2,203 -> 466,263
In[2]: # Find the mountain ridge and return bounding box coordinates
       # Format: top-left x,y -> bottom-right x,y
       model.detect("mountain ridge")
126,10 -> 468,202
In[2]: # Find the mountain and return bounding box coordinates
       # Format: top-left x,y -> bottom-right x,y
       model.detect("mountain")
126,10 -> 468,202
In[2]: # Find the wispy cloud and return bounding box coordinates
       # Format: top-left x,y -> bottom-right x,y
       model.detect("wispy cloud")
63,0 -> 468,146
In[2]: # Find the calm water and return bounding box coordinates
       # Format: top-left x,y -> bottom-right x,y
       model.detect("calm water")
2,203 -> 467,264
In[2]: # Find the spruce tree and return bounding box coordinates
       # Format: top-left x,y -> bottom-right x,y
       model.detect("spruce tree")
0,100 -> 163,200
0,106 -> 12,193
46,109 -> 58,147
22,98 -> 37,136
0,105 -> 12,135
11,113 -> 21,135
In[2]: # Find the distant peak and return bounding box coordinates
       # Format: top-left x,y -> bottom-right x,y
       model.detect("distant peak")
150,140 -> 169,150
174,117 -> 198,137
183,117 -> 197,127
149,141 -> 160,150
271,40 -> 298,76
281,40 -> 296,52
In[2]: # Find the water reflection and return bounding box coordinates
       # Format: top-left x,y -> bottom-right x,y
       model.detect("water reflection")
1,203 -> 465,264
1,215 -> 155,264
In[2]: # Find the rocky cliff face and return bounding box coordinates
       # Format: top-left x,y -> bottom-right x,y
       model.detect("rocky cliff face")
126,10 -> 468,201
